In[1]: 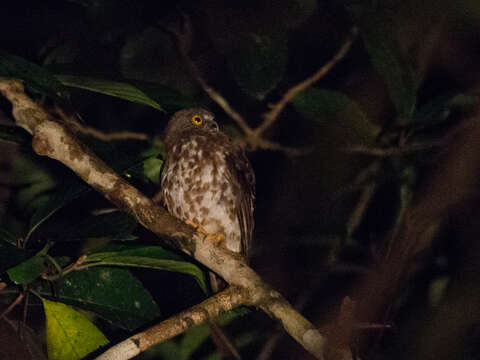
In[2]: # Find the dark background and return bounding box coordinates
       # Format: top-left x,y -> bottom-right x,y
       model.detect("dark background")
1,0 -> 480,359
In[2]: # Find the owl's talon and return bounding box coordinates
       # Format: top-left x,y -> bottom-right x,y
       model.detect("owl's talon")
185,219 -> 199,229
185,220 -> 225,246
206,233 -> 226,246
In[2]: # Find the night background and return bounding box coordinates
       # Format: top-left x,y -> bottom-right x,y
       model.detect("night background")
1,0 -> 480,359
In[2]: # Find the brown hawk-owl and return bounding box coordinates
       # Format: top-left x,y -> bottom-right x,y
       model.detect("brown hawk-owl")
158,108 -> 255,285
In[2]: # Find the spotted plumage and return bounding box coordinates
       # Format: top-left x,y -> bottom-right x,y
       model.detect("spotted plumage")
158,108 -> 255,262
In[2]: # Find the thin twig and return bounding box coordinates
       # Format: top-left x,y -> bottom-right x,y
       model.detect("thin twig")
42,255 -> 88,281
0,293 -> 24,320
344,141 -> 443,157
95,286 -> 247,360
20,289 -> 30,339
346,184 -> 376,238
163,13 -> 253,137
256,291 -> 311,360
255,27 -> 359,137
55,107 -> 149,141
0,78 -> 351,360
163,13 -> 355,156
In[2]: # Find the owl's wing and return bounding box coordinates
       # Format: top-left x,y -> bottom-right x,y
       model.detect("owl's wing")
225,145 -> 255,260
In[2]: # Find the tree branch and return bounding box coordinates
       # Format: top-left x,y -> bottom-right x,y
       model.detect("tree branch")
255,27 -> 358,137
96,286 -> 247,360
0,78 -> 351,360
164,15 -> 356,156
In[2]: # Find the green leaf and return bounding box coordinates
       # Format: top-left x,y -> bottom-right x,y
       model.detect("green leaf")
143,157 -> 163,184
356,10 -> 418,123
413,93 -> 478,126
12,153 -> 57,214
7,254 -> 46,284
0,240 -> 30,273
226,31 -> 288,100
132,80 -> 195,112
55,74 -> 164,111
0,51 -> 67,99
293,88 -> 380,144
37,267 -> 160,331
66,212 -> 137,241
86,244 -> 208,293
27,178 -> 89,241
0,124 -> 31,145
0,227 -> 18,246
42,298 -> 109,360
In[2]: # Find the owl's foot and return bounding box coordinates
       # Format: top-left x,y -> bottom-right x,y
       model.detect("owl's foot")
186,220 -> 226,246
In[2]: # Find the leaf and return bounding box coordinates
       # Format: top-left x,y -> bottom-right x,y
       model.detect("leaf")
27,178 -> 89,241
65,212 -> 137,241
86,244 -> 208,293
293,88 -> 380,144
0,51 -> 67,99
0,124 -> 31,145
226,31 -> 288,100
281,0 -> 318,29
355,9 -> 418,123
133,80 -> 195,113
7,255 -> 46,284
143,157 -> 163,184
42,298 -> 109,360
12,153 -> 57,214
55,74 -> 164,111
0,227 -> 18,246
413,93 -> 478,126
37,266 -> 160,331
0,240 -> 30,273
7,243 -> 49,284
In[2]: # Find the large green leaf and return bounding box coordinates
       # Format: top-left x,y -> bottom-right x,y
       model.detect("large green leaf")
7,244 -> 49,284
293,88 -> 380,144
38,266 -> 160,331
42,298 -> 109,360
132,80 -> 195,112
355,9 -> 418,123
7,255 -> 46,284
0,51 -> 67,99
226,31 -> 288,100
55,74 -> 164,111
86,244 -> 208,293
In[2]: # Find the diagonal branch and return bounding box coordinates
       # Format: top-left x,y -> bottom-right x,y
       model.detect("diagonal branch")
96,286 -> 247,360
255,27 -> 359,137
165,16 -> 357,153
162,13 -> 254,137
0,78 -> 351,360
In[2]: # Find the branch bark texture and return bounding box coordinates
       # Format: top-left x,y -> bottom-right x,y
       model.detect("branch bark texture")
0,79 -> 346,360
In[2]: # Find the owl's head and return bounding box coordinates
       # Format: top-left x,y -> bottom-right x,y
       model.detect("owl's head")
164,108 -> 219,149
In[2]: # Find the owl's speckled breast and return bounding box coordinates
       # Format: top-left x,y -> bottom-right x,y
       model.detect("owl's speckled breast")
161,134 -> 242,253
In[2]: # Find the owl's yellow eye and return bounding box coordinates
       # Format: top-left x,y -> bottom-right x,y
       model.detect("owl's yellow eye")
192,115 -> 203,126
